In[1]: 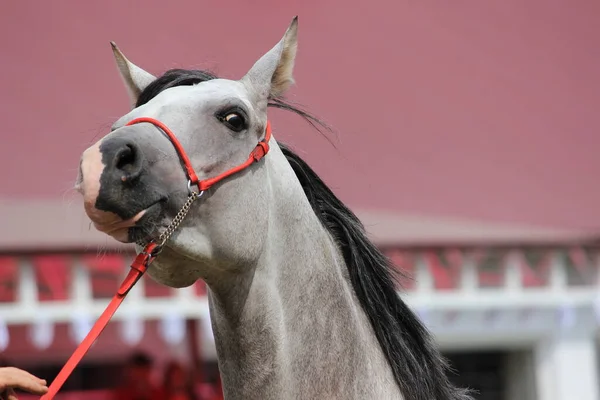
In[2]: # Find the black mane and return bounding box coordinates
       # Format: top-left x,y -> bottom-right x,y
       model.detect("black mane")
136,69 -> 472,400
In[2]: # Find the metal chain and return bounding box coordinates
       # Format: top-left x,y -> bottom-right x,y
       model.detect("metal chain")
158,190 -> 204,246
137,190 -> 204,251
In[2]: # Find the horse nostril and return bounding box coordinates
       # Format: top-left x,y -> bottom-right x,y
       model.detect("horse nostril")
115,144 -> 136,172
113,142 -> 143,181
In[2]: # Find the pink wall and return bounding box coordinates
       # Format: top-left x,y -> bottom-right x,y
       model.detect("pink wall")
1,1 -> 599,229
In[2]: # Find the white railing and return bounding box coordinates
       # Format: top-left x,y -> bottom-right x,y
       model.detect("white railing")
404,250 -> 599,310
0,248 -> 598,348
0,255 -> 209,326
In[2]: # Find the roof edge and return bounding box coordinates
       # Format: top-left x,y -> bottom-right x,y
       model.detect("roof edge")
0,198 -> 597,252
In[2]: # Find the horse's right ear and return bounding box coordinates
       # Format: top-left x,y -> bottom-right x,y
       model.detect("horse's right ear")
110,42 -> 156,109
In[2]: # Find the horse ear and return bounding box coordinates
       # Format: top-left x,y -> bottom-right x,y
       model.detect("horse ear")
242,16 -> 298,101
110,42 -> 156,108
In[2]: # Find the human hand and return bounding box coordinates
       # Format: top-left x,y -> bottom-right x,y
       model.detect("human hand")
0,367 -> 48,400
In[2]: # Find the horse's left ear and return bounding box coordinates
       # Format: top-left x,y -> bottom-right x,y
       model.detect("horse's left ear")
242,16 -> 298,101
110,42 -> 156,109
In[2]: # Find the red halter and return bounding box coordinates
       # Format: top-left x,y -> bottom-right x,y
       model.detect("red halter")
41,118 -> 272,399
127,117 -> 272,192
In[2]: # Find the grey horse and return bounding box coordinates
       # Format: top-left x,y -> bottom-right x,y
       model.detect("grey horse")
77,17 -> 473,400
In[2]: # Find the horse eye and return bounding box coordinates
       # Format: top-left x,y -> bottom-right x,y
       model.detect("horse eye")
221,113 -> 246,132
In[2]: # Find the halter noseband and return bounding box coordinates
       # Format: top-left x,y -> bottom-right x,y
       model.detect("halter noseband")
42,118 -> 272,399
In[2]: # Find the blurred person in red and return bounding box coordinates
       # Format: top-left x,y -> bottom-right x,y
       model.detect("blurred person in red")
209,376 -> 223,400
156,361 -> 197,400
113,352 -> 161,400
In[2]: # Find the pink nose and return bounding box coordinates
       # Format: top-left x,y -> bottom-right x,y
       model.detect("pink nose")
78,139 -> 146,242
80,142 -> 104,214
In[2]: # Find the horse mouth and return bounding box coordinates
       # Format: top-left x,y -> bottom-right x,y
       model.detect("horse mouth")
89,201 -> 165,244
127,202 -> 166,243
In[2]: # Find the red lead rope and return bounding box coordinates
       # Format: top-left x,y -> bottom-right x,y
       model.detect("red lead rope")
40,242 -> 159,400
41,119 -> 272,399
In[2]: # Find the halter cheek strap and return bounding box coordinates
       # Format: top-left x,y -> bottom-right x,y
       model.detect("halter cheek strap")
126,117 -> 272,193
41,119 -> 272,400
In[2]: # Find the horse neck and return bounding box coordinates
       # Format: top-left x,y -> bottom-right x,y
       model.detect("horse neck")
206,146 -> 396,399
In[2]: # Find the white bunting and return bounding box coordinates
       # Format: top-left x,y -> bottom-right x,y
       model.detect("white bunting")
558,304 -> 576,330
159,312 -> 186,345
120,313 -> 145,346
200,315 -> 215,344
70,312 -> 93,343
30,316 -> 54,350
593,295 -> 600,325
415,306 -> 430,327
0,318 -> 8,351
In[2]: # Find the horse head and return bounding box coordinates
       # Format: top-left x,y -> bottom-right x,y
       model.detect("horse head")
77,18 -> 299,288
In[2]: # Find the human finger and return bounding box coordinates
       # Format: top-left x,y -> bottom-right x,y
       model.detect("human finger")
5,388 -> 17,400
0,368 -> 48,395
